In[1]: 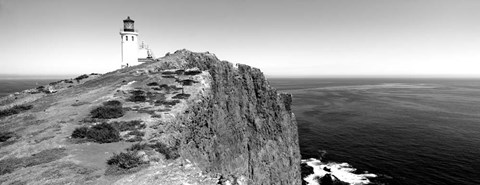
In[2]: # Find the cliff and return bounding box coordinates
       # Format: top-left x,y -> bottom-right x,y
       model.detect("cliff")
0,50 -> 301,185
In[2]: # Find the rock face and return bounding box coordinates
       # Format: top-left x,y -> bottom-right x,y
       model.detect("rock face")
0,49 -> 301,185
176,51 -> 301,184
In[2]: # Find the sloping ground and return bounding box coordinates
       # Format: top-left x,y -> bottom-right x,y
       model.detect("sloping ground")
0,50 -> 300,185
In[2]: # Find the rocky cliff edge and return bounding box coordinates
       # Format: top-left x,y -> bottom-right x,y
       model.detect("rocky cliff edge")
0,50 -> 301,185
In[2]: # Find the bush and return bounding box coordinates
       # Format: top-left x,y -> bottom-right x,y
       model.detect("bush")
178,79 -> 197,86
184,70 -> 202,75
150,142 -> 179,160
0,132 -> 15,142
175,69 -> 185,75
110,120 -> 145,132
155,99 -> 180,106
129,90 -> 147,102
107,151 -> 144,169
74,74 -> 89,82
0,105 -> 33,118
103,100 -> 122,107
85,123 -> 120,143
146,82 -> 159,86
127,130 -> 144,137
172,93 -> 190,99
127,143 -> 149,152
71,127 -> 89,138
90,101 -> 124,119
161,75 -> 175,78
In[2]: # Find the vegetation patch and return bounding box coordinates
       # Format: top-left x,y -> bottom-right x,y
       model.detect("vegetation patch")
71,123 -> 120,143
172,93 -> 191,99
127,130 -> 145,137
161,75 -> 175,78
73,121 -> 145,143
0,131 -> 15,142
110,120 -> 145,132
128,90 -> 147,102
177,79 -> 198,86
85,123 -> 121,143
71,126 -> 89,139
90,100 -> 124,119
0,105 -> 33,119
126,143 -> 149,152
74,74 -> 89,82
105,151 -> 147,175
154,84 -> 182,93
126,142 -> 179,160
0,148 -> 67,175
155,99 -> 180,106
150,142 -> 180,159
184,69 -> 202,75
126,136 -> 143,142
146,82 -> 159,86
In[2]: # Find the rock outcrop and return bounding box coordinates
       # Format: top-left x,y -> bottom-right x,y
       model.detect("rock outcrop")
0,50 -> 301,185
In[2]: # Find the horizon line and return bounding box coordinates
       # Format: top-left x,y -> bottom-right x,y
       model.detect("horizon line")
1,73 -> 480,79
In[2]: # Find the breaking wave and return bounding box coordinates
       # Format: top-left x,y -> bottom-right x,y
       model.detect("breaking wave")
301,153 -> 377,185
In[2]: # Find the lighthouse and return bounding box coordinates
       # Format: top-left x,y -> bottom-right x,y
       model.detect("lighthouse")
120,16 -> 139,68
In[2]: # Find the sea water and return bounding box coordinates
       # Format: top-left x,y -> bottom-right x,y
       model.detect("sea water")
0,79 -> 61,98
270,78 -> 480,185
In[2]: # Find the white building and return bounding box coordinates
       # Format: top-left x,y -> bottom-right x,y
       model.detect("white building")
120,16 -> 139,68
138,41 -> 155,63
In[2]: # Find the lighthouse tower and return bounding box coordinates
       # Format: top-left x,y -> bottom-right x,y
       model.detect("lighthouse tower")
120,16 -> 139,68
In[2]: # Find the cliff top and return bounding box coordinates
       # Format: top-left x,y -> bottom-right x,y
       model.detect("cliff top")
0,49 -> 299,185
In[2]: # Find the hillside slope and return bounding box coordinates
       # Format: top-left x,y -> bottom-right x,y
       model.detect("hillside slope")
0,50 -> 301,185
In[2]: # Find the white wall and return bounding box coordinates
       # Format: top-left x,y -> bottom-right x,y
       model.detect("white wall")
120,32 -> 139,68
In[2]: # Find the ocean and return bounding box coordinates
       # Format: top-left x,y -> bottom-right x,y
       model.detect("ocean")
269,78 -> 480,185
1,78 -> 479,184
0,79 -> 62,98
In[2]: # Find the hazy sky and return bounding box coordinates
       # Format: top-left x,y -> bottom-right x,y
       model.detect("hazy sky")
1,0 -> 480,77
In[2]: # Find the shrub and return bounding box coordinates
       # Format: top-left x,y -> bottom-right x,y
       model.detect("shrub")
49,80 -> 63,86
150,142 -> 179,160
0,132 -> 15,142
127,130 -> 144,137
103,100 -> 122,107
127,143 -> 149,152
85,123 -> 120,143
74,74 -> 89,82
146,82 -> 159,86
184,70 -> 202,75
71,126 -> 89,138
161,75 -> 175,78
174,69 -> 185,75
129,90 -> 146,102
110,120 -> 145,132
178,79 -> 197,86
172,93 -> 190,99
159,84 -> 169,89
0,105 -> 33,118
90,101 -> 124,119
155,99 -> 180,106
107,151 -> 144,169
161,71 -> 176,75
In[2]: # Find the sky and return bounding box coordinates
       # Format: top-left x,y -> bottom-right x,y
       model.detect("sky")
1,0 -> 480,77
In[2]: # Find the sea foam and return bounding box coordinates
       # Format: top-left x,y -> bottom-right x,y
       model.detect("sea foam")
302,158 -> 377,185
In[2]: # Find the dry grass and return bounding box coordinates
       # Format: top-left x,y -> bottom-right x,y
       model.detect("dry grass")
0,148 -> 67,175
